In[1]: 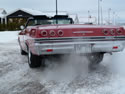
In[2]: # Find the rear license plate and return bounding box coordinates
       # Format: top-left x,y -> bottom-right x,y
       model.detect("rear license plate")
75,44 -> 91,53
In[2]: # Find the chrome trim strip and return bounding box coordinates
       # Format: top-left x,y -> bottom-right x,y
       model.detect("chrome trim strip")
34,36 -> 125,42
33,36 -> 125,40
73,31 -> 94,34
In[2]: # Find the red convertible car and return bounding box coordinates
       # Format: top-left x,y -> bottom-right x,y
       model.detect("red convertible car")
18,15 -> 125,68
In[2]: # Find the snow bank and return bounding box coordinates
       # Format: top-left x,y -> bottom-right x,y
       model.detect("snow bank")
0,31 -> 19,43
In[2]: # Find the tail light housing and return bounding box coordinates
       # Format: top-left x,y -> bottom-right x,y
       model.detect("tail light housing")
58,30 -> 64,36
117,29 -> 122,34
41,30 -> 47,36
110,29 -> 115,35
49,30 -> 56,36
102,29 -> 108,35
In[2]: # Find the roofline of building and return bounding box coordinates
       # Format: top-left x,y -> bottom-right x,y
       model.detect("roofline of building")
5,8 -> 34,17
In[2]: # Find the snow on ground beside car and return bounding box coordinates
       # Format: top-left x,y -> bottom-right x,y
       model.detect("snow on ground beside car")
0,31 -> 125,94
0,31 -> 18,43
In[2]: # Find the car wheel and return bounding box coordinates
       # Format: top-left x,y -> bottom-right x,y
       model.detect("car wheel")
88,53 -> 104,69
28,48 -> 41,68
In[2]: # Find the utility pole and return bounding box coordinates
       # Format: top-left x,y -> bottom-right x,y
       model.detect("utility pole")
56,0 -> 58,15
113,12 -> 115,25
98,0 -> 100,25
88,10 -> 90,23
101,6 -> 103,25
56,0 -> 58,24
108,8 -> 111,25
115,14 -> 120,25
98,0 -> 102,25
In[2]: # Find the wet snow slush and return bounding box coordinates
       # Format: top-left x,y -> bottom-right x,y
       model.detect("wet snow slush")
0,31 -> 125,94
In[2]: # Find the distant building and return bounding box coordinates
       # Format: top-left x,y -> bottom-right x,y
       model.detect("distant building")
5,8 -> 73,25
2,8 -> 79,25
5,8 -> 43,24
78,16 -> 97,24
0,8 -> 7,24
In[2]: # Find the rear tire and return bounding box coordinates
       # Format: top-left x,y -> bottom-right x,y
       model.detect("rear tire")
28,48 -> 41,68
88,53 -> 104,69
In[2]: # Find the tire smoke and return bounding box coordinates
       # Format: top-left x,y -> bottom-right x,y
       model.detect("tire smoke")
41,54 -> 90,83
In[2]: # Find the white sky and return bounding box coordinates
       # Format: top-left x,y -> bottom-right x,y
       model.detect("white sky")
0,0 -> 125,22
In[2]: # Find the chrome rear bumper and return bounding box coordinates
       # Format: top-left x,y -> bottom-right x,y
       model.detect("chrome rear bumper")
33,40 -> 125,55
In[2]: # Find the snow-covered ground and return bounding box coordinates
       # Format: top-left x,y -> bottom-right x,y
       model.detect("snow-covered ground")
0,31 -> 19,43
0,31 -> 125,94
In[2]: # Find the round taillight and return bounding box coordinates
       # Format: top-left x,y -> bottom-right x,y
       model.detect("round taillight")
102,29 -> 108,35
58,30 -> 64,36
110,29 -> 115,35
41,30 -> 47,36
117,29 -> 122,34
49,30 -> 56,36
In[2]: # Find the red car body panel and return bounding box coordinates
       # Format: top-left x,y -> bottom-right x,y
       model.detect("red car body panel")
26,24 -> 125,38
18,24 -> 125,55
